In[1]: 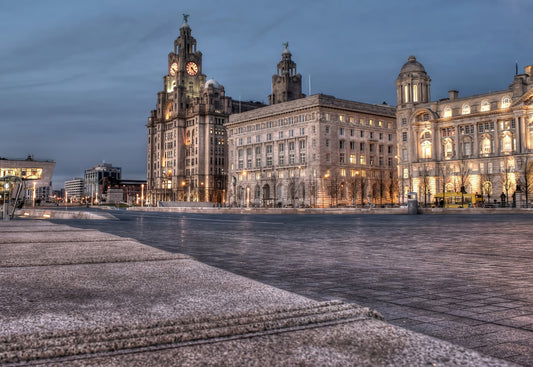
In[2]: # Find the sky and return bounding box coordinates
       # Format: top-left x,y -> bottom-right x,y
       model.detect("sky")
1,0 -> 532,188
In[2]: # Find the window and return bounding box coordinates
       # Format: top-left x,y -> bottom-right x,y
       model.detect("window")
289,141 -> 295,151
279,131 -> 284,139
481,136 -> 491,155
413,84 -> 418,102
502,134 -> 513,153
402,132 -> 407,142
444,139 -> 453,159
443,106 -> 452,118
289,129 -> 294,137
350,141 -> 355,150
370,132 -> 374,139
339,127 -> 344,136
267,156 -> 273,166
501,96 -> 511,109
339,140 -> 345,149
360,130 -> 364,138
255,146 -> 261,155
421,141 -> 432,159
360,155 -> 366,165
326,139 -> 329,147
300,140 -> 306,149
369,143 -> 374,152
267,133 -> 272,141
350,154 -> 356,164
299,153 -> 306,164
481,100 -> 490,112
462,104 -> 471,115
339,153 -> 345,163
401,118 -> 407,126
267,145 -> 273,153
325,126 -> 330,134
279,155 -> 285,165
279,143 -> 285,152
256,135 -> 261,143
360,142 -> 365,151
300,127 -> 305,136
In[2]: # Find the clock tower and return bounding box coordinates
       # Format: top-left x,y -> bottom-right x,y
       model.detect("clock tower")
268,43 -> 305,105
146,15 -> 233,205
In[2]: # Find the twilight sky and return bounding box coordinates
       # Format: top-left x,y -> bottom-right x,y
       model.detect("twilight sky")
1,0 -> 532,188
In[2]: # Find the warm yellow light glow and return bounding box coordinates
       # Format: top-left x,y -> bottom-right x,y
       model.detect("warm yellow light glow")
43,214 -> 51,218
181,181 -> 186,186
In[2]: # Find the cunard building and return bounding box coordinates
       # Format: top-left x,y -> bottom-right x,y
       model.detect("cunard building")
396,56 -> 533,207
146,16 -> 262,205
227,47 -> 397,208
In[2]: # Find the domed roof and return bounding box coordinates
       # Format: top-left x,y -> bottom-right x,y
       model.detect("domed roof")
400,55 -> 426,74
205,79 -> 221,89
282,48 -> 291,55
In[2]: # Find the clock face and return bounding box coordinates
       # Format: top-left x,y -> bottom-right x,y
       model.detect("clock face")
186,61 -> 198,76
169,62 -> 178,76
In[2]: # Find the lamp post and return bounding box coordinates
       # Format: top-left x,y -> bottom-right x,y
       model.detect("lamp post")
141,184 -> 144,207
3,183 -> 10,221
32,181 -> 36,208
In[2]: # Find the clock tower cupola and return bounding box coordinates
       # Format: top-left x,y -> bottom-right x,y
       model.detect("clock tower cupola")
268,43 -> 305,105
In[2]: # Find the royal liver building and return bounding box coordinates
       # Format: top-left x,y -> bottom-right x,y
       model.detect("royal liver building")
146,16 -> 261,205
396,56 -> 533,207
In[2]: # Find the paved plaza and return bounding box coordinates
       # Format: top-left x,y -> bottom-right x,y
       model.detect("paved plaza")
0,219 -> 515,366
60,211 -> 533,366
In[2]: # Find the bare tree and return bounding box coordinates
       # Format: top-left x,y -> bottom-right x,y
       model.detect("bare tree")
479,163 -> 495,206
457,159 -> 471,207
499,158 -> 513,207
418,165 -> 431,207
516,156 -> 533,208
437,163 -> 452,208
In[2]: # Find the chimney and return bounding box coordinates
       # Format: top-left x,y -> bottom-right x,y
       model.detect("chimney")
448,90 -> 459,100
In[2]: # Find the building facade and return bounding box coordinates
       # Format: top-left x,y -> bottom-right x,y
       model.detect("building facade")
146,16 -> 257,206
84,163 -> 122,204
0,156 -> 55,204
64,178 -> 84,202
227,49 -> 397,208
396,56 -> 533,206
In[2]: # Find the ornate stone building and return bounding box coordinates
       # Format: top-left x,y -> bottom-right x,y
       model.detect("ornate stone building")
227,49 -> 397,207
396,56 -> 533,206
146,16 -> 263,205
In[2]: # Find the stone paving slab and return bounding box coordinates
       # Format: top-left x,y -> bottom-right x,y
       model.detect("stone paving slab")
0,221 -> 519,366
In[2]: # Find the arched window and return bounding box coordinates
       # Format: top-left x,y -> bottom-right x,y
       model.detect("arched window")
413,84 -> 418,102
502,133 -> 513,153
480,100 -> 490,112
443,106 -> 452,118
462,104 -> 471,115
501,96 -> 511,109
404,85 -> 409,103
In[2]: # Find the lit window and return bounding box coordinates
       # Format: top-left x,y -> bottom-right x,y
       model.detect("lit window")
443,106 -> 452,118
421,141 -> 432,159
502,134 -> 512,152
462,104 -> 471,115
482,137 -> 491,155
413,84 -> 418,102
501,96 -> 511,109
480,100 -> 490,112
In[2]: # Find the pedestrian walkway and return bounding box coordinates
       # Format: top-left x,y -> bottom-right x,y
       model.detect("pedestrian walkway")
0,221 -> 517,366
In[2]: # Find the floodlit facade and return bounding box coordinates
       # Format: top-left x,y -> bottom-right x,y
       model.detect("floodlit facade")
146,16 -> 263,206
0,156 -> 55,202
227,49 -> 397,207
396,56 -> 533,207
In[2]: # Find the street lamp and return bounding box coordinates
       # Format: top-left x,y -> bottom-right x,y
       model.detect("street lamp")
32,181 -> 36,208
141,184 -> 144,207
